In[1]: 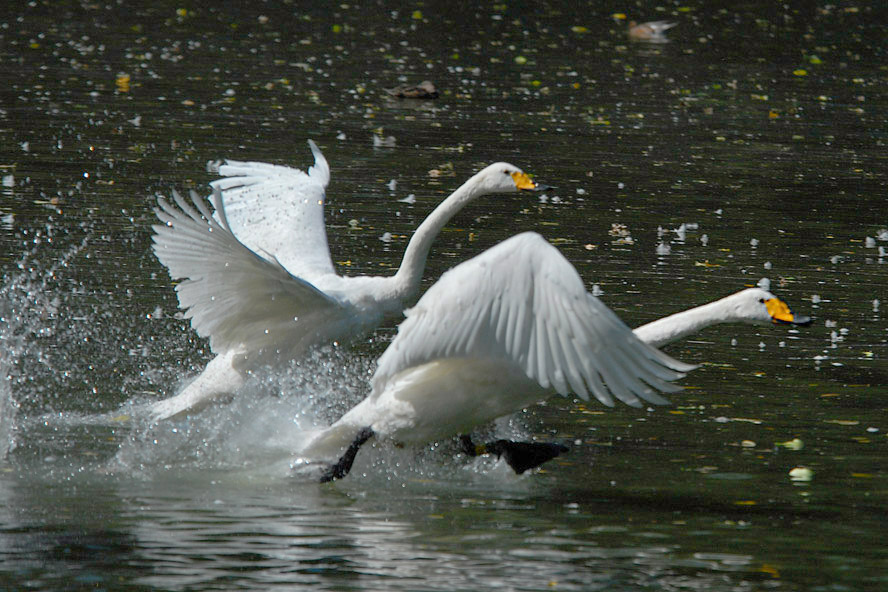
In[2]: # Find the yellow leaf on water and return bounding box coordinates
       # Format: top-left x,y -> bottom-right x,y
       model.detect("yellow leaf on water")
825,419 -> 859,426
759,564 -> 780,578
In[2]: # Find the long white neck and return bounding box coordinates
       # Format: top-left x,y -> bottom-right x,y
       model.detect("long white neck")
633,298 -> 742,348
390,176 -> 482,300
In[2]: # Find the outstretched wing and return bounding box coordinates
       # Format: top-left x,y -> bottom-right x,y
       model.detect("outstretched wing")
152,188 -> 344,355
373,232 -> 696,408
209,139 -> 336,281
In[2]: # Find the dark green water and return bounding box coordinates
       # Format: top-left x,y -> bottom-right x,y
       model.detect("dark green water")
1,2 -> 886,590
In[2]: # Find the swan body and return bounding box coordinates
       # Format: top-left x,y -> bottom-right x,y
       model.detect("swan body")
628,20 -> 677,43
634,287 -> 811,348
301,246 -> 811,477
149,141 -> 545,421
301,232 -> 695,464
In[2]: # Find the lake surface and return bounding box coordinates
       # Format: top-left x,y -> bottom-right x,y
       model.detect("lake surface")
1,2 -> 886,590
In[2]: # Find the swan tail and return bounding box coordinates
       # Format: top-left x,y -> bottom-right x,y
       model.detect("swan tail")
147,351 -> 245,421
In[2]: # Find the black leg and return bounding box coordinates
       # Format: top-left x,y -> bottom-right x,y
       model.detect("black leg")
459,434 -> 569,474
459,434 -> 483,457
484,440 -> 569,474
319,427 -> 375,483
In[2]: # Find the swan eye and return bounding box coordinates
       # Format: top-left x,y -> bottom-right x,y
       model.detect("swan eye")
758,298 -> 766,304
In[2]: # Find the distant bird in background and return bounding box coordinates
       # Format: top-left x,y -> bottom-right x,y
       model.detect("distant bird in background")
627,20 -> 677,43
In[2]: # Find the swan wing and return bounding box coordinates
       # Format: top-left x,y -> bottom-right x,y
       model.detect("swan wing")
209,139 -> 336,280
373,232 -> 696,408
152,188 -> 345,355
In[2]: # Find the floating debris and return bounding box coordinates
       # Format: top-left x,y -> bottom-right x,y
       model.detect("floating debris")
777,438 -> 804,450
372,135 -> 396,148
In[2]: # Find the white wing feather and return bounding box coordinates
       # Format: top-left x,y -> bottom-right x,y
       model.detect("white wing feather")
372,232 -> 696,408
208,140 -> 335,281
152,188 -> 344,358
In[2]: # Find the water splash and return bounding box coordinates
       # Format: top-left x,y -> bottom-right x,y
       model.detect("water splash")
107,346 -> 376,479
1,235 -> 91,456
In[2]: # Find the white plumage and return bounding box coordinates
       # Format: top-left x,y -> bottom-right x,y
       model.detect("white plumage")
301,232 -> 695,461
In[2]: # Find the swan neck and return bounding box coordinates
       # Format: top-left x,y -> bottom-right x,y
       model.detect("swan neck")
633,298 -> 734,348
392,178 -> 478,298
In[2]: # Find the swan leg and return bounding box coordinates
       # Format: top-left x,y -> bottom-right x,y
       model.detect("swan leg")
319,427 -> 375,483
459,435 -> 569,474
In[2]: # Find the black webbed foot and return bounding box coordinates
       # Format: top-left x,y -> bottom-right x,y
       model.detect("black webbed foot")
459,435 -> 569,474
319,427 -> 375,483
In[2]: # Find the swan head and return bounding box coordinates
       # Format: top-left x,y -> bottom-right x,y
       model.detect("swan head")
469,162 -> 550,195
731,288 -> 812,326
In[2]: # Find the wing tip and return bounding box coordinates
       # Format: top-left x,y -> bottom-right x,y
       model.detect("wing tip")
307,139 -> 330,187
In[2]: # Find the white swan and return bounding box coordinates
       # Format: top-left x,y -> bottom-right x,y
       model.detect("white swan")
148,141 -> 547,421
300,232 -> 696,481
300,236 -> 812,481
